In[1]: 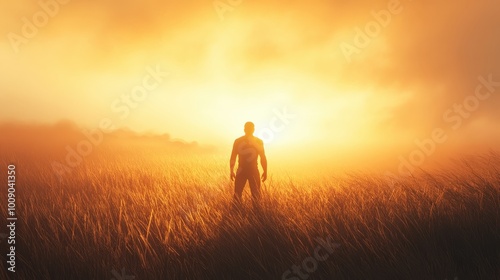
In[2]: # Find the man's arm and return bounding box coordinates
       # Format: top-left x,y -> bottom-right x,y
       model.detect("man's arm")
230,140 -> 237,181
259,141 -> 267,182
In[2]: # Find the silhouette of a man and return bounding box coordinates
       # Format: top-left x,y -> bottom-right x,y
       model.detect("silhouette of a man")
230,122 -> 267,208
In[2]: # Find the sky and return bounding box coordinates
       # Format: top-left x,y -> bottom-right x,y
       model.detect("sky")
1,0 -> 499,171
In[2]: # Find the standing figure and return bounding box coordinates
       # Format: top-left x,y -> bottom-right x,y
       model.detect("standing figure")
230,122 -> 267,209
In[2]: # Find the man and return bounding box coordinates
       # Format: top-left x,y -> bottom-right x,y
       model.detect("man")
230,122 -> 267,208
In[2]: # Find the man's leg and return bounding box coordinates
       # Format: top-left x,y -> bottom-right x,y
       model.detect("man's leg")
233,168 -> 247,209
247,168 -> 261,209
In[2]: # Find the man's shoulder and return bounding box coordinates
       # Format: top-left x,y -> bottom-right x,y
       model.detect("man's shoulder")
253,136 -> 264,145
234,136 -> 246,143
233,136 -> 264,145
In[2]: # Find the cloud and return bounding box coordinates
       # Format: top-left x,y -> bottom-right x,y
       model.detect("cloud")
341,1 -> 500,130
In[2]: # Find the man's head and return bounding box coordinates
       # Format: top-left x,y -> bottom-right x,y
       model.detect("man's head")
244,122 -> 255,136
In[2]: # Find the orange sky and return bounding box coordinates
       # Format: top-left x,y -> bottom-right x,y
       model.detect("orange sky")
1,0 -> 499,171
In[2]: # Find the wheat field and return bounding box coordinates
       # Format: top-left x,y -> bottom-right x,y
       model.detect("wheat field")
0,134 -> 499,280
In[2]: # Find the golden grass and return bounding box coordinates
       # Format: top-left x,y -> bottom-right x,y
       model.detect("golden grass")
0,146 -> 499,279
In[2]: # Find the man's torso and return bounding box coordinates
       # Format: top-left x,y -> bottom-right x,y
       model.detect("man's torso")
234,136 -> 263,169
